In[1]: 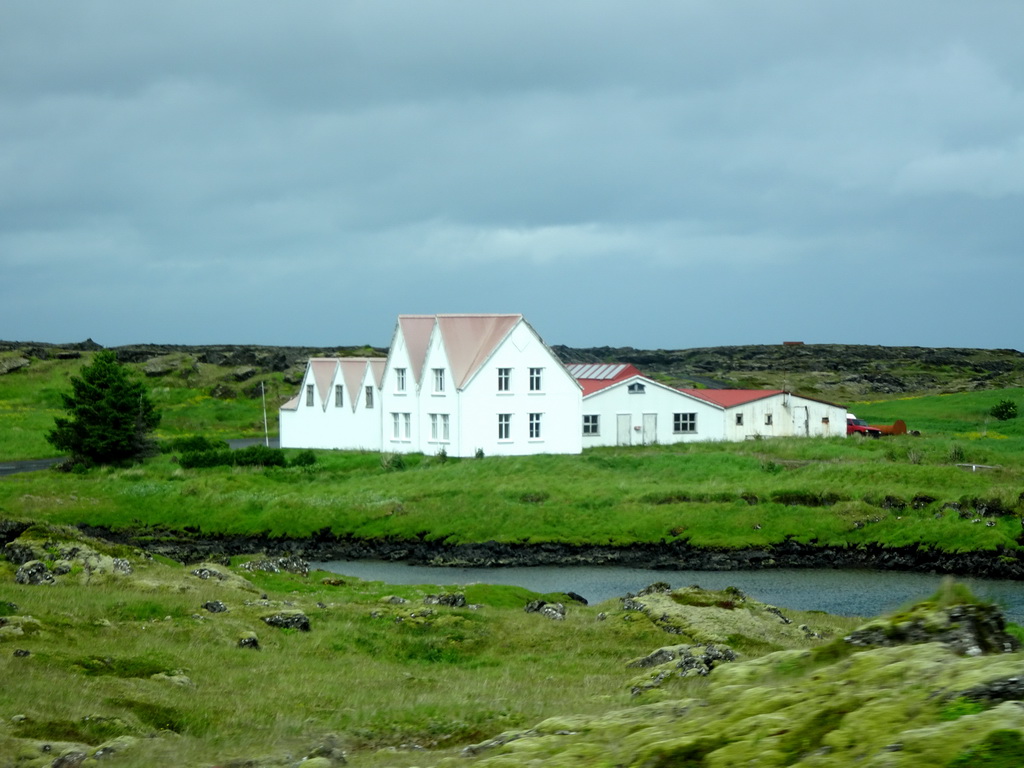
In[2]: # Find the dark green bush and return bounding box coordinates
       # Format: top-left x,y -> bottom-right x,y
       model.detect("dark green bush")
232,445 -> 287,467
179,445 -> 286,469
290,450 -> 317,467
161,435 -> 230,454
990,400 -> 1018,421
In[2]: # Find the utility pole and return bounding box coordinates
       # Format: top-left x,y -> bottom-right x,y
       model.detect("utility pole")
261,381 -> 269,447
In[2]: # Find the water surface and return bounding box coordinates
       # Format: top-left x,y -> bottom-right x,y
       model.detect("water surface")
313,560 -> 1024,622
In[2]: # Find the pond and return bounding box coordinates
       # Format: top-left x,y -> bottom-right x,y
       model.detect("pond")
313,560 -> 1024,622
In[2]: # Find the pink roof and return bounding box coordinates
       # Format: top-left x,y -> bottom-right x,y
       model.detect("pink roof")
435,314 -> 522,389
397,315 -> 436,385
679,389 -> 784,408
337,357 -> 387,408
309,358 -> 338,407
567,363 -> 646,396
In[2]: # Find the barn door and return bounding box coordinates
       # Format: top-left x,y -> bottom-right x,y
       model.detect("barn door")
617,414 -> 632,446
642,413 -> 657,444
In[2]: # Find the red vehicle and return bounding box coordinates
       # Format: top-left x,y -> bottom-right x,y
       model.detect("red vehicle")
846,414 -> 882,437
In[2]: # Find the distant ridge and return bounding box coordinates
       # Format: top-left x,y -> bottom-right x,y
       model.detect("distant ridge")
2,340 -> 1022,400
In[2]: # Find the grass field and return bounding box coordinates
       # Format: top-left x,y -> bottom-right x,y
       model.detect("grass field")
2,371 -> 1022,553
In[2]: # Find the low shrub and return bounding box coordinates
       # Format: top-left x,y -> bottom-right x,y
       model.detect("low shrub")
290,449 -> 317,467
161,435 -> 229,454
179,444 -> 286,469
990,400 -> 1018,421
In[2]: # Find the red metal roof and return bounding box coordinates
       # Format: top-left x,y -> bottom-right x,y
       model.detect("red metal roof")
679,389 -> 784,407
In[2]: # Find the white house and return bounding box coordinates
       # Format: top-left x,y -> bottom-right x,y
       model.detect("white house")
280,315 -> 846,454
279,357 -> 386,450
379,314 -> 582,457
679,389 -> 846,440
281,314 -> 582,457
570,364 -> 727,446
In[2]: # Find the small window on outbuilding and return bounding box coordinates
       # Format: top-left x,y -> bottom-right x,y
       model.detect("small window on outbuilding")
735,413 -> 744,426
628,382 -> 646,394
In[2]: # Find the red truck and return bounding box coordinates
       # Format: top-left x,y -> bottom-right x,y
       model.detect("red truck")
846,414 -> 882,437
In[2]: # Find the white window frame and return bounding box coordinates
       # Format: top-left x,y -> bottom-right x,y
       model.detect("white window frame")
497,367 -> 511,392
674,413 -> 697,434
334,384 -> 344,408
430,413 -> 450,442
529,412 -> 542,439
583,414 -> 599,436
433,368 -> 445,393
395,368 -> 407,392
365,386 -> 374,409
497,413 -> 511,441
529,367 -> 542,392
306,384 -> 314,407
735,413 -> 743,426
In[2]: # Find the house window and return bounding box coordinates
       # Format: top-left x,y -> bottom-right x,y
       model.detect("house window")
497,413 -> 511,440
433,368 -> 445,393
735,413 -> 743,426
395,368 -> 406,392
765,413 -> 773,426
628,382 -> 646,394
306,385 -> 314,407
392,413 -> 411,440
583,414 -> 600,435
674,413 -> 697,434
497,367 -> 510,392
529,412 -> 542,439
822,417 -> 830,425
529,367 -> 542,392
334,385 -> 344,408
429,413 -> 450,441
365,386 -> 374,408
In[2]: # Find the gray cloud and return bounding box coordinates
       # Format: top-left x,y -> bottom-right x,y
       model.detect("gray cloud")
1,1 -> 1022,349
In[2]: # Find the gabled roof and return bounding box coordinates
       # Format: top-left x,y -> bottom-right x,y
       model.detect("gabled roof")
397,315 -> 436,385
337,357 -> 388,409
309,358 -> 339,410
680,389 -> 785,408
566,363 -> 645,396
368,359 -> 386,388
434,314 -> 522,389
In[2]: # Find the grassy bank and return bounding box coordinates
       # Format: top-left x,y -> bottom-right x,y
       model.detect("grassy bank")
2,429 -> 1022,553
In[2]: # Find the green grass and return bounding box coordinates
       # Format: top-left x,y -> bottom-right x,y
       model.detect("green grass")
0,351 -> 282,461
2,405 -> 1022,554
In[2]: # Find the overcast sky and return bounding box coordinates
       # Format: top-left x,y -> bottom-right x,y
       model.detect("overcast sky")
2,2 -> 1022,351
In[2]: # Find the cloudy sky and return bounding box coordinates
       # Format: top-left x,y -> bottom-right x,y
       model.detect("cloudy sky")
2,2 -> 1022,351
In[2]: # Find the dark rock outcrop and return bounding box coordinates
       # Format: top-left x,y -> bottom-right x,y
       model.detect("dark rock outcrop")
845,603 -> 1019,656
261,611 -> 311,632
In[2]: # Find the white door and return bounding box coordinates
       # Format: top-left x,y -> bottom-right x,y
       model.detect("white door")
617,414 -> 632,445
794,406 -> 809,436
642,413 -> 657,444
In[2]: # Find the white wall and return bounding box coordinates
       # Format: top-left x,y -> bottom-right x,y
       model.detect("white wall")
724,394 -> 847,440
456,321 -> 582,457
581,377 -> 725,447
380,331 -> 420,455
280,361 -> 383,451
